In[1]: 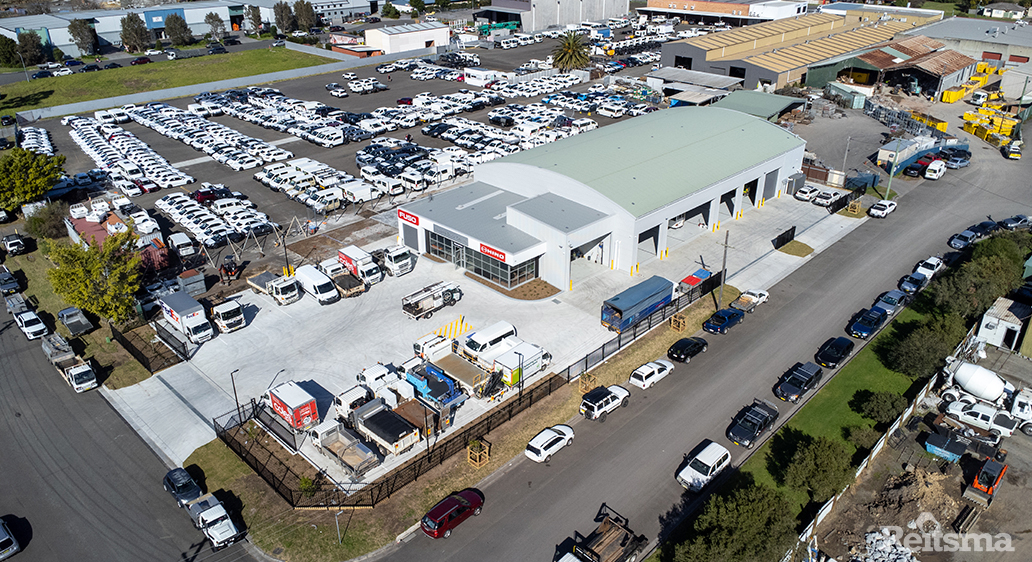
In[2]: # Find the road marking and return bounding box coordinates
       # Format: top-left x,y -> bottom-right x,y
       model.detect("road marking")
434,316 -> 473,340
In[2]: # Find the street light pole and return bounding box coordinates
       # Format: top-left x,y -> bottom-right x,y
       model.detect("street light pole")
230,368 -> 241,423
515,351 -> 524,399
16,52 -> 30,83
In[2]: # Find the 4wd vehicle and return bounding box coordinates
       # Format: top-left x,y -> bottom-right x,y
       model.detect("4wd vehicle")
525,424 -> 574,463
816,337 -> 854,369
580,385 -> 630,422
849,308 -> 887,339
667,337 -> 707,362
946,401 -> 1019,437
15,309 -> 47,339
163,467 -> 203,507
628,360 -> 674,389
868,200 -> 897,218
677,442 -> 731,491
793,185 -> 820,201
421,489 -> 484,538
703,308 -> 744,334
2,233 -> 26,256
727,399 -> 779,448
999,214 -> 1030,231
774,361 -> 823,403
0,265 -> 19,295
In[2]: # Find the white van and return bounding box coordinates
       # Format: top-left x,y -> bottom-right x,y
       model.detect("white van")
94,110 -> 116,124
499,38 -> 518,50
533,33 -> 544,43
294,264 -> 340,305
167,232 -> 196,257
342,181 -> 381,203
399,170 -> 426,192
924,159 -> 946,180
212,198 -> 248,215
597,104 -> 626,118
511,121 -> 547,139
515,33 -> 535,46
115,160 -> 144,180
311,188 -> 344,213
460,321 -> 517,357
572,118 -> 598,132
371,175 -> 403,196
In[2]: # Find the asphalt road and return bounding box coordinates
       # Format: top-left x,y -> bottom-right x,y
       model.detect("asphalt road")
385,145 -> 1032,559
0,312 -> 256,561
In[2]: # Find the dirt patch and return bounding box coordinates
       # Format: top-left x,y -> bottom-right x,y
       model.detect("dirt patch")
287,219 -> 396,263
462,273 -> 561,301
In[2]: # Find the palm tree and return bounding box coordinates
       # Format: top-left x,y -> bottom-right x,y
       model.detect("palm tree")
551,31 -> 589,71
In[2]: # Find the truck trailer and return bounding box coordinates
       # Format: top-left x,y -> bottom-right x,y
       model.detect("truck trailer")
601,276 -> 674,333
559,511 -> 647,562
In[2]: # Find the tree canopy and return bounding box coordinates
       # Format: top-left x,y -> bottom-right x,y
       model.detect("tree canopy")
784,435 -> 854,502
120,13 -> 150,53
551,31 -> 589,71
274,2 -> 296,33
0,35 -> 17,68
47,230 -> 142,323
245,5 -> 263,34
165,13 -> 193,46
204,12 -> 226,41
17,31 -> 45,65
293,0 -> 317,31
0,148 -> 67,212
68,19 -> 98,56
886,313 -> 966,379
25,201 -> 70,240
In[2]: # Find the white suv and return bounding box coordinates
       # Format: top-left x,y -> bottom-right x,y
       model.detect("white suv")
579,385 -> 630,422
677,442 -> 731,491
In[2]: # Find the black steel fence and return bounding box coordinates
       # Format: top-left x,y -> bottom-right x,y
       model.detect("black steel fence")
214,271 -> 725,508
109,322 -> 183,374
152,320 -> 191,361
254,401 -> 306,452
556,270 -> 724,381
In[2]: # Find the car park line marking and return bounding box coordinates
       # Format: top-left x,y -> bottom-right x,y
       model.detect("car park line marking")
433,316 -> 473,340
170,155 -> 216,168
269,137 -> 303,146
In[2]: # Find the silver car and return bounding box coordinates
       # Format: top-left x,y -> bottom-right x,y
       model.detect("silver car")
0,520 -> 20,560
872,290 -> 911,316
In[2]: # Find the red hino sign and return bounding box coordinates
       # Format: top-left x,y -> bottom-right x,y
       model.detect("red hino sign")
480,244 -> 505,262
398,209 -> 419,225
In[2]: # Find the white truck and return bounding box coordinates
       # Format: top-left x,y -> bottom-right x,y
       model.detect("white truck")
167,232 -> 197,258
184,493 -> 243,552
308,419 -> 380,481
339,246 -> 383,285
941,359 -> 1032,436
204,296 -> 245,333
317,258 -> 366,298
492,342 -> 551,387
41,333 -> 98,393
160,292 -> 214,344
246,271 -> 301,305
402,281 -> 462,320
371,245 -> 414,277
350,398 -> 420,457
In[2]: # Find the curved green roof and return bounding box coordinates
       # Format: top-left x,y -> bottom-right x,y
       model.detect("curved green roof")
500,107 -> 804,218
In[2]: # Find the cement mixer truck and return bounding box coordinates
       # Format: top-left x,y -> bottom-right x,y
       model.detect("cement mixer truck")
941,358 -> 1032,436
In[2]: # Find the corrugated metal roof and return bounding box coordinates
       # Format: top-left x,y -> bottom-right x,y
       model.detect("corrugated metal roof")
856,35 -> 945,69
886,49 -> 978,76
745,21 -> 911,73
0,14 -> 67,31
677,13 -> 842,51
402,182 -> 543,254
984,2 -> 1025,11
376,21 -> 447,35
671,89 -> 727,105
647,67 -> 743,89
820,2 -> 943,19
509,193 -> 608,233
497,107 -> 805,218
713,90 -> 803,120
986,297 -> 1032,324
904,18 -> 1032,49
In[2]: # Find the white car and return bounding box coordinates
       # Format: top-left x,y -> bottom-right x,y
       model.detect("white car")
292,30 -> 308,37
145,48 -> 162,56
677,442 -> 731,491
524,425 -> 574,463
812,190 -> 841,207
793,185 -> 820,202
628,360 -> 674,390
130,212 -> 160,234
914,256 -> 945,280
946,401 -> 1017,437
330,88 -> 349,98
341,72 -> 356,80
868,200 -> 897,218
53,68 -> 74,77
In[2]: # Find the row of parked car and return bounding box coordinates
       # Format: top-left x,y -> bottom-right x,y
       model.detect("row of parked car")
485,73 -> 584,100
17,127 -> 54,156
949,214 -> 1029,249
124,102 -> 293,171
65,117 -> 196,195
156,188 -> 274,249
903,147 -> 972,178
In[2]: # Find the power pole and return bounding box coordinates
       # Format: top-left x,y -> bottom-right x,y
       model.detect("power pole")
841,136 -> 851,175
716,230 -> 731,306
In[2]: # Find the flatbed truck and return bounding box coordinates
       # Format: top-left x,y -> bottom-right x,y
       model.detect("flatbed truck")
246,271 -> 301,305
560,511 -> 647,562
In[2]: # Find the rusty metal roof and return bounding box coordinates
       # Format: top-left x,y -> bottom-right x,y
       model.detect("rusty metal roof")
856,35 -> 945,69
884,49 -> 978,76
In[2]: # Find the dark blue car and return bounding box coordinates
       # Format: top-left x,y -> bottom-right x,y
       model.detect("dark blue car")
703,308 -> 745,335
849,308 -> 887,339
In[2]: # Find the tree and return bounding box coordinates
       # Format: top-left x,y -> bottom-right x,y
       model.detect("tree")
17,32 -> 45,66
24,1 -> 50,14
973,236 -> 1024,268
551,31 -> 589,71
245,5 -> 263,34
274,1 -> 296,33
47,230 -> 142,323
155,38 -> 163,51
887,313 -> 966,379
410,0 -> 426,12
72,0 -> 100,10
847,426 -> 882,450
858,391 -> 908,425
293,0 -> 317,31
52,46 -> 65,63
204,12 -> 226,41
934,255 -> 1022,319
673,483 -> 798,562
784,436 -> 853,502
25,201 -> 70,240
120,13 -> 150,53
382,1 -> 401,18
0,148 -> 66,212
0,36 -> 18,68
164,13 -> 193,46
434,0 -> 450,10
68,19 -> 98,56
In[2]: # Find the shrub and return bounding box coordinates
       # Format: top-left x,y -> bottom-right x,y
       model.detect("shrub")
848,426 -> 882,450
25,201 -> 69,240
859,391 -> 908,425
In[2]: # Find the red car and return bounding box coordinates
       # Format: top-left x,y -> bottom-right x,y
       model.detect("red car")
915,153 -> 943,166
192,188 -> 219,205
130,56 -> 152,65
397,97 -> 413,105
420,489 -> 484,539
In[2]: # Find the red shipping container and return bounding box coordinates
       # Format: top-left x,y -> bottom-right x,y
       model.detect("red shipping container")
267,381 -> 318,430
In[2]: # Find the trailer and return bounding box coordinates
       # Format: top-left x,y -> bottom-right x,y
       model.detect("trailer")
402,281 -> 462,319
309,419 -> 380,481
247,271 -> 301,306
41,333 -> 97,393
350,398 -> 420,457
559,510 -> 647,562
4,292 -> 27,314
57,307 -> 93,336
601,276 -> 674,333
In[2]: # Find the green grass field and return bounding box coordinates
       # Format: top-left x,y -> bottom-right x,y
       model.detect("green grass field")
923,2 -> 960,17
0,49 -> 335,117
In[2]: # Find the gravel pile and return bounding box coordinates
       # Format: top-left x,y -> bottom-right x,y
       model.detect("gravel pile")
852,530 -> 919,562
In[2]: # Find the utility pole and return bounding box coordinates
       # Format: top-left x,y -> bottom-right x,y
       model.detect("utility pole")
841,136 -> 851,176
884,137 -> 902,201
716,231 -> 730,306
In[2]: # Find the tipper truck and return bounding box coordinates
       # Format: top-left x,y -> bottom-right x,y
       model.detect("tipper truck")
350,398 -> 420,456
559,511 -> 647,562
309,419 -> 379,481
317,258 -> 366,298
184,493 -> 243,551
160,292 -> 214,344
601,276 -> 674,333
41,333 -> 97,393
402,281 -> 462,319
247,271 -> 301,305
339,246 -> 383,285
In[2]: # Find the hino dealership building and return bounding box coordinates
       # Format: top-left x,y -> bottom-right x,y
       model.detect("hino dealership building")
398,107 -> 805,291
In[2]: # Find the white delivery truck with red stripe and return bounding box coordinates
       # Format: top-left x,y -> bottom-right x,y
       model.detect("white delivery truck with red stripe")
338,245 -> 383,285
